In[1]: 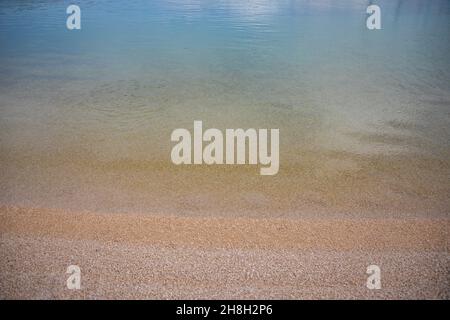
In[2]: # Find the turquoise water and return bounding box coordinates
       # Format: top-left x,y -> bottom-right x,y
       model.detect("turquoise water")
0,0 -> 449,217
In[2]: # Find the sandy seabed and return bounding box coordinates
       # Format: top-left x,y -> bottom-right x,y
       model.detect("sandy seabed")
0,205 -> 448,299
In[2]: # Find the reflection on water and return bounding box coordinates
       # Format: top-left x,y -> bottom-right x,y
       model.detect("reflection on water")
0,0 -> 449,217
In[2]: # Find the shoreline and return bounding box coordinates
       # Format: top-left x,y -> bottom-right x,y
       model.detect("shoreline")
0,205 -> 448,299
1,205 -> 448,251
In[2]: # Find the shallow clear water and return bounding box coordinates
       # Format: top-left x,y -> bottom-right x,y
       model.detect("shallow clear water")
1,0 -> 449,217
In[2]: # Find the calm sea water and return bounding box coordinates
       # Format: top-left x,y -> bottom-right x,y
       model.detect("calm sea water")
1,0 -> 449,217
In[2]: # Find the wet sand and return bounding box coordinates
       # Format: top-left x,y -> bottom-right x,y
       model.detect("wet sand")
0,205 -> 448,299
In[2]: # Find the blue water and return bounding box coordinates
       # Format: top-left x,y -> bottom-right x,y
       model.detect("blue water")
0,0 -> 449,217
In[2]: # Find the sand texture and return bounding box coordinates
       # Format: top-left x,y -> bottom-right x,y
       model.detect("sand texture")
0,205 -> 448,299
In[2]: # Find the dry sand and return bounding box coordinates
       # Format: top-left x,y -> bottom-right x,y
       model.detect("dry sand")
0,205 -> 448,299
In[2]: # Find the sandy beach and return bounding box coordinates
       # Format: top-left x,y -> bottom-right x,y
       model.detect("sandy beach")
1,0 -> 449,302
0,205 -> 448,299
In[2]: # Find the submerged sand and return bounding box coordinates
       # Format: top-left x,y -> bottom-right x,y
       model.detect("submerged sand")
0,205 -> 448,299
